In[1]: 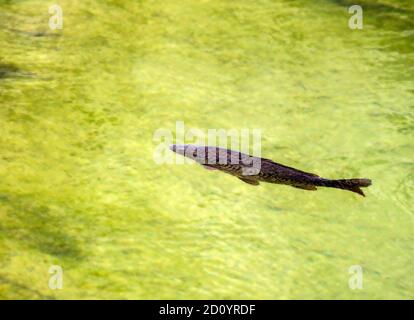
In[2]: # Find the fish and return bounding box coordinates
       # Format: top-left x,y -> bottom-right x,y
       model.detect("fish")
170,144 -> 372,197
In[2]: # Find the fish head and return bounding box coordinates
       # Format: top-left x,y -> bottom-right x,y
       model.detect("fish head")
169,144 -> 208,163
169,144 -> 261,175
169,144 -> 186,156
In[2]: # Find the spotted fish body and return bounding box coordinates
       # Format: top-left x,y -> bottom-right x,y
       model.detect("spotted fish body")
170,145 -> 372,196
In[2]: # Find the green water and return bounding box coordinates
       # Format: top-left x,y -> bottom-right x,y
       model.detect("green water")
0,0 -> 413,299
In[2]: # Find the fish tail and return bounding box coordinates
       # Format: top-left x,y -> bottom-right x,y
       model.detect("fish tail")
319,178 -> 372,197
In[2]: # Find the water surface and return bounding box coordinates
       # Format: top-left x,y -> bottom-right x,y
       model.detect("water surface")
0,0 -> 413,299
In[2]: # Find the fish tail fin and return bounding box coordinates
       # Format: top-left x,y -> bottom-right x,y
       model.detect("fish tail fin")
322,178 -> 372,197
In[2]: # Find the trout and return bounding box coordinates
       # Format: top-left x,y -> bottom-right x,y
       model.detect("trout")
170,144 -> 372,197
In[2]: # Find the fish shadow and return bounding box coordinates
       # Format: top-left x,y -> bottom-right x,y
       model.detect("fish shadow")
0,193 -> 85,260
0,62 -> 36,80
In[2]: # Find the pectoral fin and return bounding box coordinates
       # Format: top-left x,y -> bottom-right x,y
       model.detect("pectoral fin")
293,185 -> 317,190
238,177 -> 260,185
202,165 -> 217,170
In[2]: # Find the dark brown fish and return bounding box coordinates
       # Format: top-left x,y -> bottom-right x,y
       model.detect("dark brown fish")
170,144 -> 372,197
